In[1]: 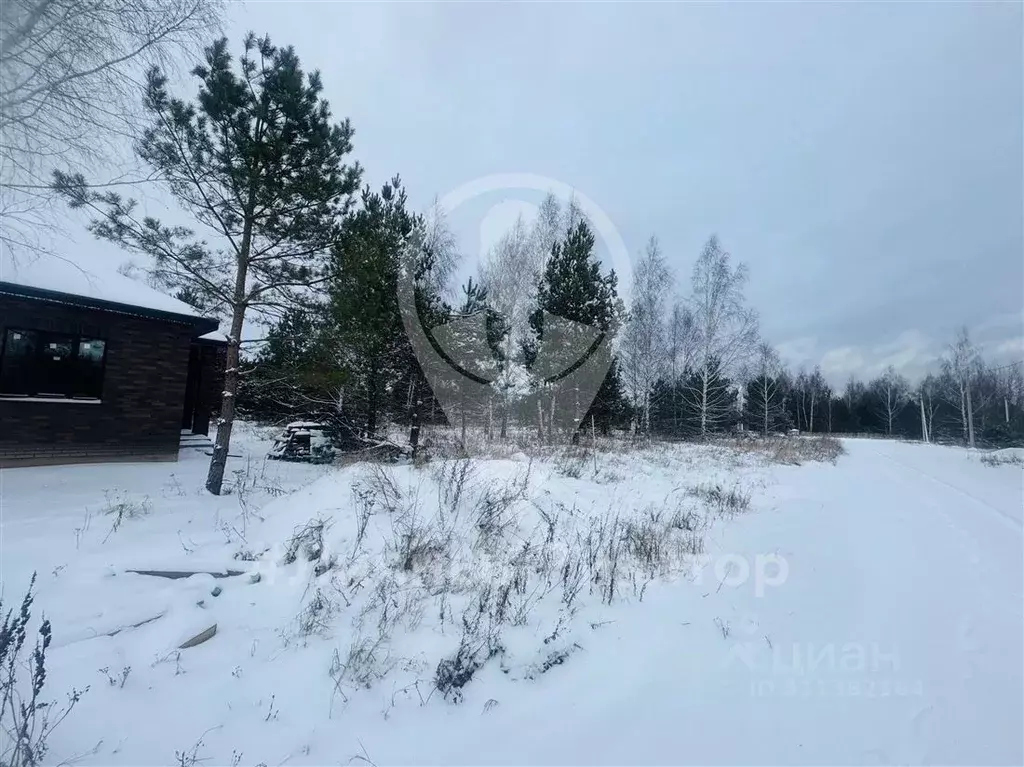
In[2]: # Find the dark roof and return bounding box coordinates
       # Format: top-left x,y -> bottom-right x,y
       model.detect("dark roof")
0,281 -> 220,337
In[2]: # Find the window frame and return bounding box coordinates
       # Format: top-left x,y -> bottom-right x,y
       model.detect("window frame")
0,327 -> 109,401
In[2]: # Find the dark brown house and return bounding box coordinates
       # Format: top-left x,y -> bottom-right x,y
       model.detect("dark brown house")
0,260 -> 225,467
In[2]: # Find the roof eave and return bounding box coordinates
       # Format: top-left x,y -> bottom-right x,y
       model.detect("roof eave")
0,281 -> 219,336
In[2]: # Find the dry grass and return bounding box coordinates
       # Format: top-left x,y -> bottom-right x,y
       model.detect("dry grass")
718,434 -> 845,466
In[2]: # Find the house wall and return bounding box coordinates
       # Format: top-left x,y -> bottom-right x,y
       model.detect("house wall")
0,294 -> 196,467
196,341 -> 227,435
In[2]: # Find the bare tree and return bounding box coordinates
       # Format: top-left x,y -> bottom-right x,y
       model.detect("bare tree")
745,342 -> 785,436
530,192 -> 563,271
419,196 -> 460,301
481,214 -> 533,355
920,373 -> 942,442
479,216 -> 535,434
872,365 -> 910,436
620,236 -> 670,434
807,367 -> 827,433
685,235 -> 759,437
941,327 -> 980,448
659,300 -> 695,435
667,301 -> 696,381
0,0 -> 223,256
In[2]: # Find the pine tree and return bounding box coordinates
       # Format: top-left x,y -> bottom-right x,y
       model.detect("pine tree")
329,177 -> 419,443
528,220 -> 626,438
54,33 -> 360,493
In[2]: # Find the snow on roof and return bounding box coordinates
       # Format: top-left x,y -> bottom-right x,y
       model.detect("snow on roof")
0,252 -> 206,319
199,330 -> 228,343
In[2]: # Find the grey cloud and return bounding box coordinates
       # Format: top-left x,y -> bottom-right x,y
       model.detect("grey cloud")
46,2 -> 1022,380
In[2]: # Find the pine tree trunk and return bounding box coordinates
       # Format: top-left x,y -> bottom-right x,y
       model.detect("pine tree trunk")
205,221 -> 252,495
920,395 -> 929,443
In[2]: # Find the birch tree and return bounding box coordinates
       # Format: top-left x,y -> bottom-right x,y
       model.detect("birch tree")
0,0 -> 223,256
872,365 -> 910,436
419,196 -> 459,301
807,367 -> 827,433
684,235 -> 759,437
620,236 -> 670,434
54,34 -> 361,494
941,327 -> 980,448
744,342 -> 785,436
920,373 -> 942,443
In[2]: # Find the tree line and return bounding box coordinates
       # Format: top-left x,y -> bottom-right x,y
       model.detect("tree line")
11,23 -> 1015,493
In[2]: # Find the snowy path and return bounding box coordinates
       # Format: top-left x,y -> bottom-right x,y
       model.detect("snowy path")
364,440 -> 1023,765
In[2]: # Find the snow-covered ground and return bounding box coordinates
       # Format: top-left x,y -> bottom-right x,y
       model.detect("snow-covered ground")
1,433 -> 1021,765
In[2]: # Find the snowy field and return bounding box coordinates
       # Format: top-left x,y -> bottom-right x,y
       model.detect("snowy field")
1,430 -> 1021,766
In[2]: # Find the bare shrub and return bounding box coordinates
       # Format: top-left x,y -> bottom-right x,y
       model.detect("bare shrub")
553,444 -> 589,478
473,464 -> 530,545
743,435 -> 845,466
101,491 -> 151,542
622,512 -> 668,579
329,635 -> 395,715
388,507 -> 449,575
981,452 -> 1024,468
2,575 -> 87,767
296,587 -> 338,637
434,595 -> 504,703
801,435 -> 844,464
358,465 -> 404,515
688,483 -> 751,516
524,643 -> 582,680
431,459 -> 476,529
98,665 -> 131,689
282,518 -> 330,567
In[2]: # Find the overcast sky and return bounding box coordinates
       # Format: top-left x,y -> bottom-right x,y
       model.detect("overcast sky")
56,1 -> 1023,386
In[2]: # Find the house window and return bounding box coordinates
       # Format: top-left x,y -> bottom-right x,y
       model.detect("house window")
0,329 -> 107,400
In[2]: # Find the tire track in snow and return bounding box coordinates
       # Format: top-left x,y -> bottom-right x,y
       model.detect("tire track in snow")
869,444 -> 1022,533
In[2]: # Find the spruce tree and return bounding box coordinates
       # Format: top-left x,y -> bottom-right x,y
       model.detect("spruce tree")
54,33 -> 361,493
